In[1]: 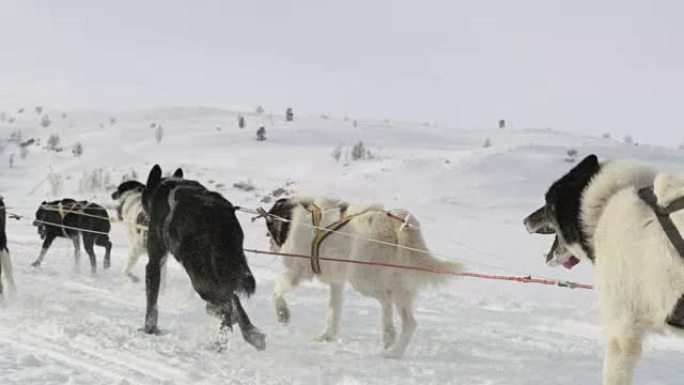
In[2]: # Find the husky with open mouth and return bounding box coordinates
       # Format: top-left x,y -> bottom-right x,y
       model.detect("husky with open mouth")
524,154 -> 684,385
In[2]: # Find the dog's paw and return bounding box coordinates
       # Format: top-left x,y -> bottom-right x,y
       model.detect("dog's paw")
382,329 -> 397,350
380,347 -> 405,359
139,325 -> 161,335
104,260 -> 111,269
312,331 -> 337,342
276,306 -> 290,324
245,328 -> 266,351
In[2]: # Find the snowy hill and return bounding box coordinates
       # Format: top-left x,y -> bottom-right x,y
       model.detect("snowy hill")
0,107 -> 683,384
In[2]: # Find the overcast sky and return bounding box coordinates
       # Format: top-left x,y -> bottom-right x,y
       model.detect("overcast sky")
1,0 -> 682,145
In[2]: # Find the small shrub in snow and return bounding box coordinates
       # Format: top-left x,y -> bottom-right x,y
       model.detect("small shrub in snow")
498,119 -> 506,129
110,117 -> 116,126
256,126 -> 266,141
565,148 -> 578,163
17,108 -> 24,114
331,145 -> 342,162
8,116 -> 15,124
602,133 -> 611,139
238,115 -> 245,129
285,107 -> 294,122
351,141 -> 367,161
483,138 -> 492,148
353,120 -> 358,128
150,122 -> 157,129
155,125 -> 164,143
35,106 -> 43,115
47,134 -> 60,150
79,168 -> 112,193
255,105 -> 265,115
624,135 -> 633,144
233,180 -> 256,192
62,112 -> 67,119
40,114 -> 51,128
9,154 -> 14,168
320,114 -> 329,120
72,142 -> 83,157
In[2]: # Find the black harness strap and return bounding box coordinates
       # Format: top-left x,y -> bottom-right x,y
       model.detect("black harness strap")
638,187 -> 684,257
638,186 -> 684,329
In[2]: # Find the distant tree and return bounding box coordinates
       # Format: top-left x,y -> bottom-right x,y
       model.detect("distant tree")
256,126 -> 266,141
8,116 -> 15,124
483,138 -> 492,148
238,114 -> 245,129
72,142 -> 83,157
353,119 -> 358,128
47,134 -> 60,150
351,141 -> 367,161
35,106 -> 43,115
285,107 -> 294,122
9,154 -> 14,168
40,114 -> 51,128
216,126 -> 222,131
624,135 -> 634,144
17,107 -> 24,114
110,117 -> 116,126
498,119 -> 506,129
602,133 -> 611,139
255,105 -> 265,115
62,112 -> 67,119
320,114 -> 329,120
565,148 -> 578,163
331,145 -> 342,162
155,124 -> 164,143
150,122 -> 157,129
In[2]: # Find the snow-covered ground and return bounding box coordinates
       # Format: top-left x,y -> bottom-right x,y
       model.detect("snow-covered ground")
1,108 -> 683,384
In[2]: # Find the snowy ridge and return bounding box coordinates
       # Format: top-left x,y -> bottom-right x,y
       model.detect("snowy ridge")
1,107 -> 683,384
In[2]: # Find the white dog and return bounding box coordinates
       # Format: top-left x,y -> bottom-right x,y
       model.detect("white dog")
525,154 -> 684,385
111,181 -> 154,282
264,196 -> 461,358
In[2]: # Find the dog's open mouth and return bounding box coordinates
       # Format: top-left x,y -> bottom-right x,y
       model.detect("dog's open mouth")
546,236 -> 580,270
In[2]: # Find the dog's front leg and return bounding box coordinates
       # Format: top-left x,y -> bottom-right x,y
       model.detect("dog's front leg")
32,234 -> 56,267
602,331 -> 643,385
141,238 -> 165,335
314,283 -> 344,342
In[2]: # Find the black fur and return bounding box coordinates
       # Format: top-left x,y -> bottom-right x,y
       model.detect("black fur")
112,180 -> 145,220
32,199 -> 112,272
265,198 -> 295,247
0,197 -> 8,294
538,154 -> 602,262
139,165 -> 265,350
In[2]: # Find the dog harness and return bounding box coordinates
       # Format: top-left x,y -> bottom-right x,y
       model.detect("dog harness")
638,186 -> 684,328
303,203 -> 412,275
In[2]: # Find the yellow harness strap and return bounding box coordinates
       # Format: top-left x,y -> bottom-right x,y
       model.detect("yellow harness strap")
307,204 -> 368,275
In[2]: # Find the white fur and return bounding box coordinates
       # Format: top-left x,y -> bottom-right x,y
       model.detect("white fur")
117,189 -> 167,285
0,248 -> 15,298
575,161 -> 684,385
272,196 -> 461,358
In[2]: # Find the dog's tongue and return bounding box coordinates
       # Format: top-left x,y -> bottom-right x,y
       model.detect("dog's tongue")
562,256 -> 580,269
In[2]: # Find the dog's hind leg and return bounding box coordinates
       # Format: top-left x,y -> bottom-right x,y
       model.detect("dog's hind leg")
273,269 -> 303,324
32,233 -> 56,267
314,283 -> 344,342
379,292 -> 397,350
1,249 -> 15,297
602,328 -> 644,385
72,236 -> 81,266
82,234 -> 97,274
382,293 -> 416,358
123,247 -> 144,282
232,294 -> 266,351
95,235 -> 112,269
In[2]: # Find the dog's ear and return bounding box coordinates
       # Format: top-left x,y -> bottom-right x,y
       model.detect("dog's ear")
146,165 -> 163,188
576,154 -> 599,171
173,168 -> 184,179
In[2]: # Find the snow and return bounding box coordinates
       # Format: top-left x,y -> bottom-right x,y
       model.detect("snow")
1,108 -> 683,384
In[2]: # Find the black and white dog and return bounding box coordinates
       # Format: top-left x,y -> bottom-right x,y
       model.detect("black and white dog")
111,180 -> 151,282
523,154 -> 684,385
140,165 -> 265,351
0,197 -> 15,296
32,199 -> 112,273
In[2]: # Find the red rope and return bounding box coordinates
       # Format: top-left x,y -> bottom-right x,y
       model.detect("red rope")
243,248 -> 594,290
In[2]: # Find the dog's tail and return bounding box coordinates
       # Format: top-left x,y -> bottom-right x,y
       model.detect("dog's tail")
391,209 -> 462,288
